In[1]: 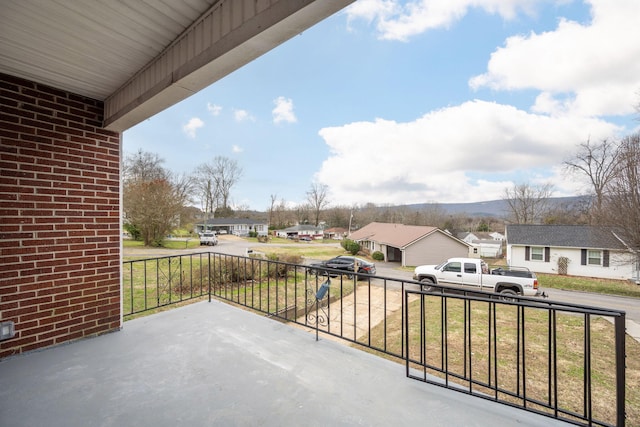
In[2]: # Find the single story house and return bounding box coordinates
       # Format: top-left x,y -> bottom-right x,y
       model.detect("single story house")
323,227 -> 348,240
458,231 -> 505,258
276,224 -> 324,240
506,224 -> 639,283
196,218 -> 268,237
349,222 -> 471,267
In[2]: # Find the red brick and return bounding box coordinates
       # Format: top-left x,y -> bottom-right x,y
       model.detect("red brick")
1,73 -> 121,356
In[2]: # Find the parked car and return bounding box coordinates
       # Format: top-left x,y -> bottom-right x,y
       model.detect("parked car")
299,236 -> 312,241
199,232 -> 218,246
307,256 -> 376,278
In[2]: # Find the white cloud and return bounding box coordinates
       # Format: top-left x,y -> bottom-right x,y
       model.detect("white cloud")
233,109 -> 255,123
346,0 -> 538,41
182,117 -> 204,138
207,102 -> 222,116
316,100 -> 620,206
470,0 -> 640,116
272,96 -> 297,124
232,145 -> 244,153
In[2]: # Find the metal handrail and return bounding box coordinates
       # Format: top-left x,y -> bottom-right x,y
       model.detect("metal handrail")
122,251 -> 626,426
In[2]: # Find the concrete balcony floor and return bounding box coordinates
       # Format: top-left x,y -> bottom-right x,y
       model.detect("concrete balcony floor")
0,300 -> 566,426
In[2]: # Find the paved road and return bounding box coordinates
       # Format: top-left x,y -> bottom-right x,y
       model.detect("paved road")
127,237 -> 640,340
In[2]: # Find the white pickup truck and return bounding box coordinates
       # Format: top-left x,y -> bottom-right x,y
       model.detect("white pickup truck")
413,258 -> 543,298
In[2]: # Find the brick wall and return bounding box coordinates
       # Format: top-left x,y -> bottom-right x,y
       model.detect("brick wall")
0,73 -> 121,357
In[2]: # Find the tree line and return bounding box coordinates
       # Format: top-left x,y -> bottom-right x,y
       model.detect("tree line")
124,130 -> 639,254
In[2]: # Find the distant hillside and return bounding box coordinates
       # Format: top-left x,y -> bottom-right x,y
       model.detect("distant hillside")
402,196 -> 591,218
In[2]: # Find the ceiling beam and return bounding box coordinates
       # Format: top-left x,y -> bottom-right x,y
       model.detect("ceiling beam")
104,0 -> 354,132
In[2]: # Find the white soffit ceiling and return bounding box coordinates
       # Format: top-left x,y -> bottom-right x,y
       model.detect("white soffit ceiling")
0,0 -> 219,100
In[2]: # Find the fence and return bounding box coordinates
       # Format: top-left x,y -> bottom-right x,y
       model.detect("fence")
123,252 -> 627,426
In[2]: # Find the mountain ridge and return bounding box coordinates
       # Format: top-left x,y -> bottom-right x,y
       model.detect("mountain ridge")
400,195 -> 590,218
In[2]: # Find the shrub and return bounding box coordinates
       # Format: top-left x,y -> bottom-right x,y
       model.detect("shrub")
249,230 -> 258,238
264,253 -> 303,278
372,251 -> 384,261
341,239 -> 360,255
124,223 -> 141,240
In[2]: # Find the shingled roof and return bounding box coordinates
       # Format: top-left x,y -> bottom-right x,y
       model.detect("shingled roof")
349,222 -> 456,248
506,224 -> 629,250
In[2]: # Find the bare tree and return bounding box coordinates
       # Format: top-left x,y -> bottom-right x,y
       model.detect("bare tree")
503,183 -> 554,224
171,172 -> 196,228
564,138 -> 619,223
419,203 -> 448,227
123,149 -> 168,183
213,156 -> 242,211
271,198 -> 291,229
268,194 -> 278,228
195,156 -> 243,219
306,182 -> 329,226
604,132 -> 640,252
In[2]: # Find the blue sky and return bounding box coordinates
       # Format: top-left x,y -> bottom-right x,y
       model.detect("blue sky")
124,0 -> 640,211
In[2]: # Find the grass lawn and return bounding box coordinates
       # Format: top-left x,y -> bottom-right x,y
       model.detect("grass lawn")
537,272 -> 640,298
123,238 -> 201,250
254,245 -> 348,260
363,295 -> 639,426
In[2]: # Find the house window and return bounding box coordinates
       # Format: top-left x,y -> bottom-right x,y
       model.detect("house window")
531,247 -> 544,261
588,250 -> 602,265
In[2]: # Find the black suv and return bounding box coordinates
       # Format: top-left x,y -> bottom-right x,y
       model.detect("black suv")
307,256 -> 376,278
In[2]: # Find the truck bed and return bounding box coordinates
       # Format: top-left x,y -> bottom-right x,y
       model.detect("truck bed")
490,266 -> 535,279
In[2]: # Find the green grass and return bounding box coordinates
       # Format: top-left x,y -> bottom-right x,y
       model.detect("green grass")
122,254 -> 355,319
537,273 -> 640,298
255,245 -> 348,259
122,238 -> 200,250
362,294 -> 639,426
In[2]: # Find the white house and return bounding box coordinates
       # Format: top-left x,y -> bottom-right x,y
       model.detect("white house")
458,231 -> 505,258
276,224 -> 324,240
506,224 -> 638,282
196,218 -> 268,237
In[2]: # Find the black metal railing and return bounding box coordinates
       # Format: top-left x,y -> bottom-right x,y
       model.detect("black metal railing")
123,252 -> 213,315
404,288 -> 626,427
122,252 -> 627,426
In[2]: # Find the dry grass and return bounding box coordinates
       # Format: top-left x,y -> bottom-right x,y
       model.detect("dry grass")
362,295 -> 639,426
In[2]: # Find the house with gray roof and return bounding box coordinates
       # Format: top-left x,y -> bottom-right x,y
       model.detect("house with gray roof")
349,222 -> 470,267
275,224 -> 324,240
196,218 -> 268,237
506,224 -> 638,282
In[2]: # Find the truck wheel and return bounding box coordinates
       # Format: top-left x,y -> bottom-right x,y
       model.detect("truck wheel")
499,288 -> 518,301
420,278 -> 435,292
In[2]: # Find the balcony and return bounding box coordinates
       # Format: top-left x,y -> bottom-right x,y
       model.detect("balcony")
0,252 -> 628,426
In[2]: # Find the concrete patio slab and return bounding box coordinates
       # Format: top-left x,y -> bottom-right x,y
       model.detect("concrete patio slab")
0,300 -> 567,427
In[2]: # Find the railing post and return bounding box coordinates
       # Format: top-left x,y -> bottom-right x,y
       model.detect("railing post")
208,252 -> 212,303
615,313 -> 626,427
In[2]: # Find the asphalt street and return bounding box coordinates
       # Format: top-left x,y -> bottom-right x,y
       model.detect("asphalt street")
129,236 -> 640,341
